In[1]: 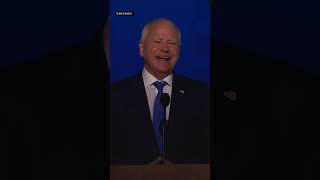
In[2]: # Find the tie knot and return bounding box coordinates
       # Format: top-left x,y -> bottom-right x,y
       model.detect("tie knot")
153,81 -> 166,91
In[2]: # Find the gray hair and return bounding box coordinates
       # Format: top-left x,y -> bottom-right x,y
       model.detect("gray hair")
140,18 -> 181,45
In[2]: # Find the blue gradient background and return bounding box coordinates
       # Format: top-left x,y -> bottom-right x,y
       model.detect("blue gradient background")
2,0 -> 319,77
110,0 -> 211,83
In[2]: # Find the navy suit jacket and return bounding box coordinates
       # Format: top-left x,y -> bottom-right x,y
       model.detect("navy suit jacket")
110,72 -> 210,165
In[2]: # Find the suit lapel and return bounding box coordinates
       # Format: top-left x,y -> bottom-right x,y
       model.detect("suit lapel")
133,73 -> 160,155
136,73 -> 152,122
131,73 -> 154,133
168,75 -> 187,132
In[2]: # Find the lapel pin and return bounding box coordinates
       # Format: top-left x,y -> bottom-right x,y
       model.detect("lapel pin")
179,90 -> 185,94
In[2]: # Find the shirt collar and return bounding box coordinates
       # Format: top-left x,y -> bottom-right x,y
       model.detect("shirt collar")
142,67 -> 173,88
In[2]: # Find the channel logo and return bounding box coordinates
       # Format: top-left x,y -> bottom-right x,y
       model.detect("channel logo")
115,11 -> 134,16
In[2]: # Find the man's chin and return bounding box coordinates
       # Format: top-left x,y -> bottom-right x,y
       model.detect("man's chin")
157,70 -> 172,77
155,66 -> 172,74
146,66 -> 172,79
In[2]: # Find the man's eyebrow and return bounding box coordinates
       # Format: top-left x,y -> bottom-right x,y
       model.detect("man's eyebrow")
152,37 -> 162,41
168,39 -> 178,42
152,37 -> 177,41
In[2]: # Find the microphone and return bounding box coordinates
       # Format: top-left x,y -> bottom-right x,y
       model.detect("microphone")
160,93 -> 170,160
160,93 -> 170,130
160,93 -> 170,108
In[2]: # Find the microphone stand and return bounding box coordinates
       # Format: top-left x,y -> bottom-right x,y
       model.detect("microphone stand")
162,109 -> 166,161
149,93 -> 170,165
156,109 -> 167,165
159,93 -> 170,164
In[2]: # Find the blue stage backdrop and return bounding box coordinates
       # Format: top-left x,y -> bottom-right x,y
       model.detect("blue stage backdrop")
110,0 -> 211,84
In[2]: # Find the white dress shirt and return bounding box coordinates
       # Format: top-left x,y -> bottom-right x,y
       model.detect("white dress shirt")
142,67 -> 172,121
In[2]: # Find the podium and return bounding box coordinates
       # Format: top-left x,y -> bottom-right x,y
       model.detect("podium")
110,164 -> 210,180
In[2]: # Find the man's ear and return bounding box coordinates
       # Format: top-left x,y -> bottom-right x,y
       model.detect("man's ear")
139,42 -> 144,57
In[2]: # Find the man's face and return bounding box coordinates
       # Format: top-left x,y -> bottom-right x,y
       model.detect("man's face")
139,21 -> 180,80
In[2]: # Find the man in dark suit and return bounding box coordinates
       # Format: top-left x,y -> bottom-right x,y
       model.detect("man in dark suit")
110,18 -> 210,165
213,42 -> 320,180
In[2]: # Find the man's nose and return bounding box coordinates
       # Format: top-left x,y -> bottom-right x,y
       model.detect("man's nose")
160,42 -> 169,52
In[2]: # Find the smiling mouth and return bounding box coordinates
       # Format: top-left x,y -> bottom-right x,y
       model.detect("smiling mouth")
156,56 -> 171,61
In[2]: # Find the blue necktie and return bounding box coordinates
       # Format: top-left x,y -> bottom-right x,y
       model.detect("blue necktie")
153,81 -> 166,154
